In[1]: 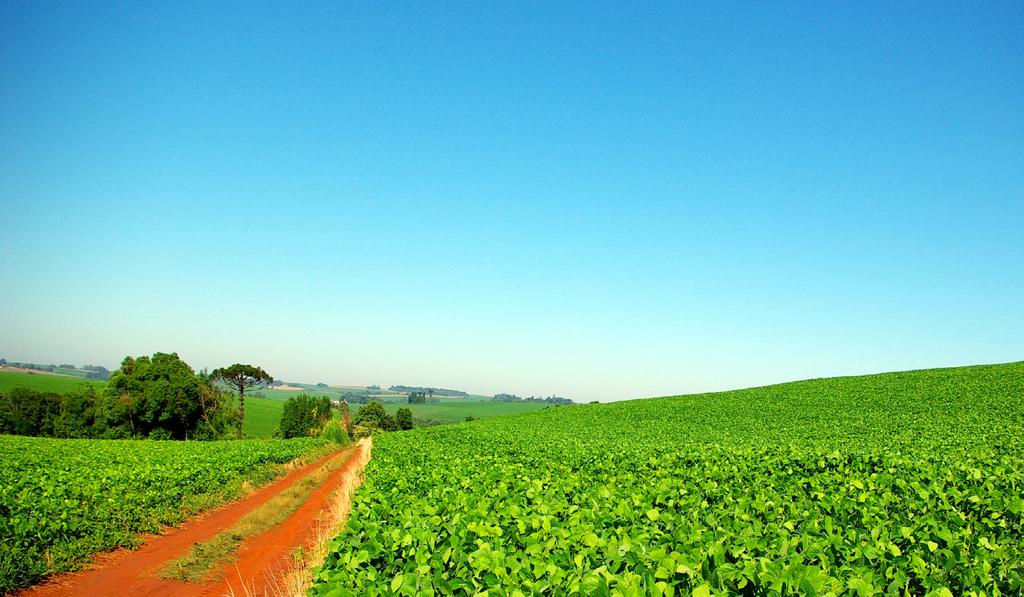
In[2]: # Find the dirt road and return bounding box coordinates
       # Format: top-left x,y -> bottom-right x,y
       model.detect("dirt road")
17,440 -> 371,597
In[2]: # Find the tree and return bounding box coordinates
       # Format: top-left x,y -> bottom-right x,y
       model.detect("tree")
0,388 -> 62,436
0,355 -> 233,440
211,363 -> 272,438
354,400 -> 388,428
192,372 -> 240,440
99,353 -> 205,439
395,407 -> 413,430
54,387 -> 99,438
279,394 -> 332,438
354,400 -> 399,432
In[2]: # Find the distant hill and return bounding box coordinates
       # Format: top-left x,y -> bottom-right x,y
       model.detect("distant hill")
0,370 -> 106,394
323,361 -> 1024,594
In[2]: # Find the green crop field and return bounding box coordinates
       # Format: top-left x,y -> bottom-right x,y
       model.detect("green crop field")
0,435 -> 327,593
382,400 -> 549,423
243,397 -> 340,438
312,362 -> 1024,595
243,397 -> 287,437
0,370 -> 105,395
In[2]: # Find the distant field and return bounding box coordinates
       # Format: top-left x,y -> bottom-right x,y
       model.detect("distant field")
0,370 -> 105,394
52,367 -> 95,379
381,400 -> 549,423
258,386 -> 401,401
243,397 -> 345,438
243,397 -> 303,437
242,398 -> 285,437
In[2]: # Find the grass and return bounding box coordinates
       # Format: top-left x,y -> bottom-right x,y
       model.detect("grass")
243,398 -> 344,438
0,370 -> 105,394
242,397 -> 287,438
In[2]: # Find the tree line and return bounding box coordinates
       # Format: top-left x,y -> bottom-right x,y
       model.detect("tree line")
1,352 -> 423,441
0,353 -> 240,440
0,353 -> 282,440
493,393 -> 574,405
390,385 -> 467,397
350,401 -> 413,433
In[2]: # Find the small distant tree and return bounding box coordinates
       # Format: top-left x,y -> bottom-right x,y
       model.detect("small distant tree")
395,407 -> 413,430
211,364 -> 272,438
193,372 -> 240,440
279,394 -> 332,438
354,400 -> 400,432
465,415 -> 477,422
354,400 -> 388,428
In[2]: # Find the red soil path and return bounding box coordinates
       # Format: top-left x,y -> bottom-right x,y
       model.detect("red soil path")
16,441 -> 369,597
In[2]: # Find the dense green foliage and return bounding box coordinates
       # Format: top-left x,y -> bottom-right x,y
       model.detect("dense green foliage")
395,407 -> 413,431
0,387 -> 102,438
0,435 -> 324,593
0,371 -> 322,439
102,353 -> 206,439
0,354 -> 238,440
312,363 -> 1024,596
355,401 -> 399,432
279,394 -> 333,438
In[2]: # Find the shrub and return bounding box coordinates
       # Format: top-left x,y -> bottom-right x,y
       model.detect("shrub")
319,420 -> 351,445
279,394 -> 332,438
395,407 -> 413,430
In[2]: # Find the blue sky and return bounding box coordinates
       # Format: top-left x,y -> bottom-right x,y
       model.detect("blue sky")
1,2 -> 1021,401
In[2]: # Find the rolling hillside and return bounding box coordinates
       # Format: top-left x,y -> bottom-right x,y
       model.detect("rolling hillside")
0,370 -> 105,394
313,362 -> 1024,594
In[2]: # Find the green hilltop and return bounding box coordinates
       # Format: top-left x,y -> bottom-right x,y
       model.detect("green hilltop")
313,361 -> 1024,594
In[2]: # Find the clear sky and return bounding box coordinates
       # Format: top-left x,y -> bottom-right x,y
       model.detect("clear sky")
1,2 -> 1021,401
